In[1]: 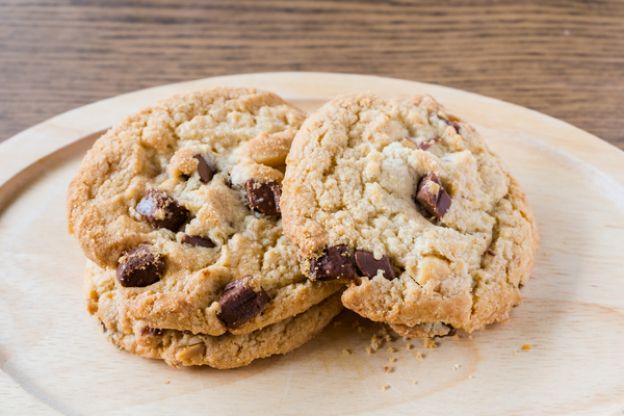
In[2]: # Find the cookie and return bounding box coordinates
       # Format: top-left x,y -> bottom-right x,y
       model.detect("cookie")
69,88 -> 341,336
281,94 -> 538,337
86,262 -> 342,369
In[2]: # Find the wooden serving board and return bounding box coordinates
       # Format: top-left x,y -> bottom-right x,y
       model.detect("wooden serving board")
1,73 -> 623,416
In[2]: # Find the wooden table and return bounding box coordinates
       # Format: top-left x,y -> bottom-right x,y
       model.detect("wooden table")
1,0 -> 623,149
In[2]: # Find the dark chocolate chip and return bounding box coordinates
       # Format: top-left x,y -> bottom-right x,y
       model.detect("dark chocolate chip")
194,154 -> 217,184
218,278 -> 270,328
415,173 -> 452,219
136,189 -> 190,231
141,326 -> 164,336
100,320 -> 107,333
354,250 -> 396,280
418,140 -> 433,150
245,179 -> 281,217
310,245 -> 358,281
181,234 -> 216,248
116,246 -> 165,287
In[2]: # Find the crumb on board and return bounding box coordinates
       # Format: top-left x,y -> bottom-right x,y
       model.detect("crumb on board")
342,348 -> 352,356
369,326 -> 397,353
382,384 -> 391,391
405,342 -> 414,350
383,365 -> 395,373
452,363 -> 462,371
521,343 -> 532,351
389,356 -> 398,363
423,338 -> 438,349
414,351 -> 425,361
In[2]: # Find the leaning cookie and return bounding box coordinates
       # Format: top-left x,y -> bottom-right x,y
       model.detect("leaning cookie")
281,94 -> 538,337
87,263 -> 343,369
69,88 -> 342,336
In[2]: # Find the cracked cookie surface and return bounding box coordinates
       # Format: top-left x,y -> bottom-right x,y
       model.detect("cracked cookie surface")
281,94 -> 538,337
69,88 -> 342,336
86,262 -> 343,369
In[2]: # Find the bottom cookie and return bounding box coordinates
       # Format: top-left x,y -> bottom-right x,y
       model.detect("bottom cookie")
86,264 -> 343,369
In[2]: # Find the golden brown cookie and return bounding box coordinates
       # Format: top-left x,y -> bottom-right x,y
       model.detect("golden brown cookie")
86,262 -> 342,369
69,88 -> 341,336
281,94 -> 538,337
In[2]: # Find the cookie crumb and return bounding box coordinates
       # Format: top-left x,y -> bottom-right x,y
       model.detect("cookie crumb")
382,384 -> 391,391
369,326 -> 394,352
405,343 -> 414,350
164,380 -> 171,384
452,363 -> 462,371
414,351 -> 425,361
389,356 -> 398,363
387,346 -> 397,353
521,343 -> 532,351
342,348 -> 352,356
383,365 -> 395,373
423,338 -> 438,349
412,379 -> 418,384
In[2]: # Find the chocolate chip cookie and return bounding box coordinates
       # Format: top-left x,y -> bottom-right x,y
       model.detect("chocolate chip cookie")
281,94 -> 538,337
68,88 -> 342,336
86,262 -> 342,368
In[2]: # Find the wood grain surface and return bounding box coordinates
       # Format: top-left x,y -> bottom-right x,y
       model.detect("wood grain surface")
1,0 -> 623,149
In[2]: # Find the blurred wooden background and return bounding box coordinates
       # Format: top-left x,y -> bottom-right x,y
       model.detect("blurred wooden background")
1,0 -> 622,148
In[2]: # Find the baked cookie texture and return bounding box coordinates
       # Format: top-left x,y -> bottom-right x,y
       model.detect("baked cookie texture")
68,88 -> 341,337
281,94 -> 538,337
86,262 -> 342,369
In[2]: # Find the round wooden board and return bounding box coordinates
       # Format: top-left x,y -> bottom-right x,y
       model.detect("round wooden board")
1,73 -> 623,416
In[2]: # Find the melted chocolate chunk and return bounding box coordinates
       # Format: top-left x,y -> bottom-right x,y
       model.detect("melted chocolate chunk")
141,326 -> 164,336
245,179 -> 281,217
415,173 -> 451,219
218,278 -> 270,328
116,246 -> 165,287
136,190 -> 190,231
194,154 -> 217,184
354,250 -> 396,280
181,234 -> 216,248
310,245 -> 358,281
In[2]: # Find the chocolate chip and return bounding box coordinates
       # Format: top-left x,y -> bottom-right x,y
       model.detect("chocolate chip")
181,234 -> 216,248
418,141 -> 433,150
354,250 -> 396,280
136,189 -> 190,231
218,278 -> 270,328
141,326 -> 164,336
245,179 -> 281,217
415,173 -> 451,219
194,154 -> 217,184
100,320 -> 107,333
310,245 -> 358,281
116,246 -> 165,287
